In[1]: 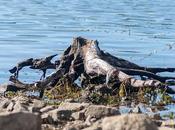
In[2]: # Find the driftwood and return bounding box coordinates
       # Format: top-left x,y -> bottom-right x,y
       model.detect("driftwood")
8,37 -> 175,97
9,54 -> 58,80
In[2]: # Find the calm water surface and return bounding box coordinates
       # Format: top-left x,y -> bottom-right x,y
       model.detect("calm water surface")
0,0 -> 175,83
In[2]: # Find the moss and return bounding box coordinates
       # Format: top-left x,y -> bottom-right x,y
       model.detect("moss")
44,100 -> 62,106
26,75 -> 174,107
88,92 -> 120,106
44,76 -> 82,100
5,91 -> 17,98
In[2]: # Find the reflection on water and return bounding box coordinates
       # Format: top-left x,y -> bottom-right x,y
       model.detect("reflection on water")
0,0 -> 175,83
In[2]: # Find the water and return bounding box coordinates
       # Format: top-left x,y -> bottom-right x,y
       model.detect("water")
0,0 -> 175,83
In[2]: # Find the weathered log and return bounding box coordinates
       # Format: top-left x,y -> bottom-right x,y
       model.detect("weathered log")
8,37 -> 175,96
9,54 -> 58,80
80,38 -> 160,87
9,58 -> 33,78
101,51 -> 175,74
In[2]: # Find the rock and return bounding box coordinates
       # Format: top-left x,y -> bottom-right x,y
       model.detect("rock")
42,108 -> 73,124
82,120 -> 102,130
42,124 -> 61,130
12,100 -> 29,112
159,127 -> 175,130
40,105 -> 57,113
6,101 -> 15,112
161,120 -> 175,128
63,120 -> 87,130
71,110 -> 85,120
0,112 -> 41,130
85,115 -> 98,126
85,105 -> 120,120
131,105 -> 142,113
59,102 -> 89,112
64,98 -> 76,103
0,98 -> 11,110
102,114 -> 158,130
42,113 -> 55,124
30,99 -> 46,112
50,109 -> 73,121
148,113 -> 162,120
0,83 -> 19,94
33,99 -> 46,109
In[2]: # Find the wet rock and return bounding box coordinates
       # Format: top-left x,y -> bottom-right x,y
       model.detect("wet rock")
130,105 -> 142,113
0,112 -> 41,130
102,114 -> 158,130
84,105 -> 120,120
130,103 -> 153,114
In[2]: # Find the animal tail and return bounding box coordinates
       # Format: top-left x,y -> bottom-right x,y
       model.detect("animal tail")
9,66 -> 17,73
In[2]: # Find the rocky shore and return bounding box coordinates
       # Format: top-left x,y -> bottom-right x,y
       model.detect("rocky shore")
0,95 -> 174,130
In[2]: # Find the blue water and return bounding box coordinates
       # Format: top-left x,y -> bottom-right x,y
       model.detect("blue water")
0,0 -> 175,83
